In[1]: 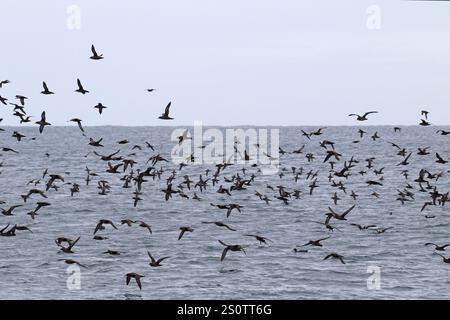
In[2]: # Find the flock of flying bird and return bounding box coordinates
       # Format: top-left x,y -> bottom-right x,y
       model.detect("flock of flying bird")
1,45 -> 450,292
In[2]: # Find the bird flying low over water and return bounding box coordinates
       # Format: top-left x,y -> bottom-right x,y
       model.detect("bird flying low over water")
147,251 -> 170,267
126,273 -> 144,290
69,118 -> 85,133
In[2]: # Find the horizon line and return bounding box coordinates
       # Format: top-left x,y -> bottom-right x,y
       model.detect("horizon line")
0,124 -> 449,128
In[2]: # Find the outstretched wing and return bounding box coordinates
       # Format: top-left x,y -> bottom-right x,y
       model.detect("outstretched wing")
156,256 -> 170,264
91,45 -> 98,56
147,250 -> 156,264
164,102 -> 171,116
220,247 -> 229,261
342,204 -> 356,217
69,236 -> 81,249
218,239 -> 228,247
135,276 -> 142,290
363,111 -> 378,117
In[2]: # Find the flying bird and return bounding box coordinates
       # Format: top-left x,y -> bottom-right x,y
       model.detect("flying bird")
90,45 -> 104,60
348,111 -> 378,121
75,78 -> 89,94
35,111 -> 51,134
41,82 -> 54,95
158,102 -> 174,120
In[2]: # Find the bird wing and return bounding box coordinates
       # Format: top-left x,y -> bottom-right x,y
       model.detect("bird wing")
77,121 -> 84,133
220,247 -> 229,261
157,256 -> 170,264
43,82 -> 48,91
135,276 -> 142,290
224,224 -> 236,231
91,45 -> 97,56
342,204 -> 356,217
164,102 -> 171,116
218,239 -> 228,247
363,111 -> 378,117
69,236 -> 80,249
147,251 -> 156,264
404,152 -> 412,161
94,223 -> 102,235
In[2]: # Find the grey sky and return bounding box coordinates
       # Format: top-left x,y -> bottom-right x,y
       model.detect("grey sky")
1,0 -> 450,126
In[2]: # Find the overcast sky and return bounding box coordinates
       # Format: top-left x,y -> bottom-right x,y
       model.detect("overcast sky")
1,0 -> 450,126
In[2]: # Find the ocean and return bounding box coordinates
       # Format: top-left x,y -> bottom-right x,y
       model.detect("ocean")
1,125 -> 450,299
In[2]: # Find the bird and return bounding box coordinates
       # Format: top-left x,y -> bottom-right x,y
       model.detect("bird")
323,252 -> 345,264
69,118 -> 85,133
75,78 -> 89,94
55,236 -> 81,253
90,45 -> 104,60
1,205 -> 23,216
137,221 -> 153,234
325,204 -> 356,222
0,80 -> 10,88
103,250 -> 121,256
348,111 -> 378,121
15,95 -> 28,105
126,273 -> 144,290
0,95 -> 7,105
178,226 -> 194,240
35,111 -> 51,134
158,102 -> 174,120
94,219 -> 118,234
301,236 -> 330,247
60,259 -> 87,268
218,240 -> 248,261
147,251 -> 169,267
94,103 -> 107,114
245,234 -> 272,245
202,221 -> 236,231
41,81 -> 54,95
351,223 -> 376,230
435,253 -> 450,264
435,153 -> 448,164
425,243 -> 450,251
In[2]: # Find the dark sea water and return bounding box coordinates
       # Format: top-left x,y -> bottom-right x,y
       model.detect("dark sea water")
1,125 -> 450,299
